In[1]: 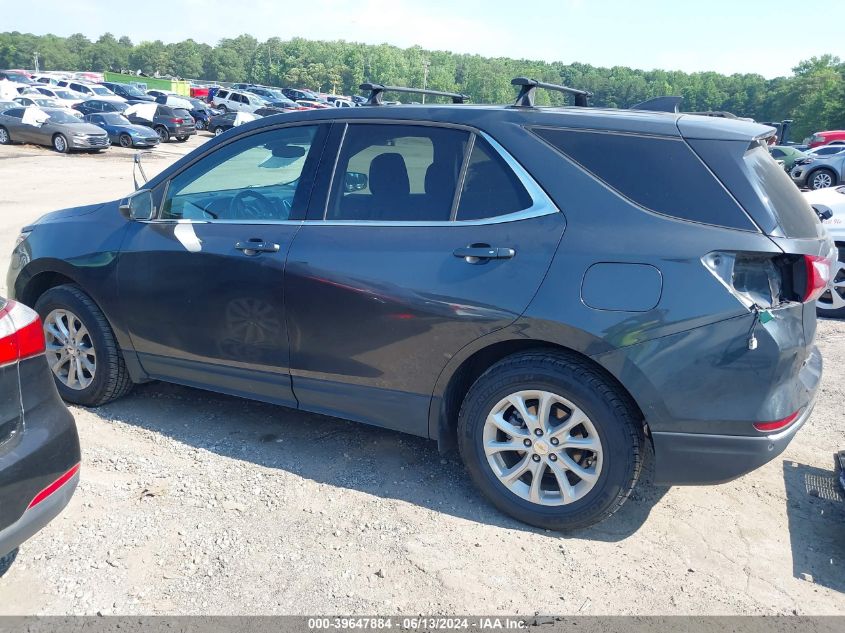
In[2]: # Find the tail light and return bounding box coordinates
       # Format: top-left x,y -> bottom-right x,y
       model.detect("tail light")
0,300 -> 46,365
703,250 -> 831,309
803,254 -> 831,302
170,118 -> 183,124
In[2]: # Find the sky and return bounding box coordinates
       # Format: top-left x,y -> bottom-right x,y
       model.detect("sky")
6,0 -> 845,78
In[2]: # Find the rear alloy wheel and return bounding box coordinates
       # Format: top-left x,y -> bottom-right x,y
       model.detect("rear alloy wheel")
0,126 -> 10,144
458,351 -> 643,530
53,134 -> 68,153
809,169 -> 836,190
118,133 -> 133,148
195,119 -> 206,130
35,285 -> 133,406
817,245 -> 845,318
155,126 -> 170,142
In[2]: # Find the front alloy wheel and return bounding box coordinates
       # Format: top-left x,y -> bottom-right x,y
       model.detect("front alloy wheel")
44,309 -> 96,390
34,284 -> 133,406
810,170 -> 835,190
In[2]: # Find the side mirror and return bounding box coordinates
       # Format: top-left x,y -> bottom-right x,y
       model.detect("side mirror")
812,205 -> 833,222
344,171 -> 368,193
119,189 -> 155,221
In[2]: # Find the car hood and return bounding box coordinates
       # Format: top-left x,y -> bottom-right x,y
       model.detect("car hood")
28,202 -> 106,227
54,121 -> 108,135
116,123 -> 158,136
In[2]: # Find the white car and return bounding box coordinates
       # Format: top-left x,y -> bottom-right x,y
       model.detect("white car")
26,86 -> 83,107
802,186 -> 845,316
211,89 -> 265,113
56,80 -> 125,103
13,96 -> 82,118
806,145 -> 845,158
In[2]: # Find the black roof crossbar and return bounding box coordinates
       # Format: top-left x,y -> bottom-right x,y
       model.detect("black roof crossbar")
359,83 -> 469,105
630,96 -> 683,113
510,77 -> 593,108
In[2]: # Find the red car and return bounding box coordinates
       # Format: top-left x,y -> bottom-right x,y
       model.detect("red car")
807,130 -> 845,148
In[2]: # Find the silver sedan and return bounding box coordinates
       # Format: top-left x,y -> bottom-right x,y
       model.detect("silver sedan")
0,107 -> 109,153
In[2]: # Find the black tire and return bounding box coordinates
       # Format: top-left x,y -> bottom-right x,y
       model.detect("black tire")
175,136 -> 188,142
457,351 -> 643,530
52,134 -> 69,153
817,244 -> 845,318
195,119 -> 206,130
219,104 -> 228,113
0,126 -> 10,145
214,127 -> 224,136
34,285 -> 133,406
154,126 -> 170,142
118,133 -> 133,148
808,168 -> 837,190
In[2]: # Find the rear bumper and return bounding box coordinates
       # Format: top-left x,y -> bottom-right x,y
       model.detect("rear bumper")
0,356 -> 80,557
652,399 -> 814,485
651,344 -> 821,485
0,468 -> 78,557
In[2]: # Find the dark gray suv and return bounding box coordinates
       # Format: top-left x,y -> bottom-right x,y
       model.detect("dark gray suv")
6,81 -> 833,529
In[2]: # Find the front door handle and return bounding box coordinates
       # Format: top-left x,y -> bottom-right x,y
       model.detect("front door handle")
453,245 -> 515,263
235,239 -> 280,255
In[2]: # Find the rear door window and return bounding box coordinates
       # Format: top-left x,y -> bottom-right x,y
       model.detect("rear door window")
326,124 -> 469,222
456,137 -> 532,220
217,90 -> 228,99
533,127 -> 753,230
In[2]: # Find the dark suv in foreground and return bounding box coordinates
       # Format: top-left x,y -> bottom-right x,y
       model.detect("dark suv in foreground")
7,81 -> 833,529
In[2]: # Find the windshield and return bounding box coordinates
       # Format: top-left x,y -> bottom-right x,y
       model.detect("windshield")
54,90 -> 77,99
124,85 -> 145,97
47,110 -> 81,124
91,86 -> 113,96
101,113 -> 130,125
189,98 -> 207,109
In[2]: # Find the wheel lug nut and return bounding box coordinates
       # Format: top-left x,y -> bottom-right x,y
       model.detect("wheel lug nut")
549,454 -> 557,462
532,455 -> 541,462
550,437 -> 559,446
523,438 -> 532,447
534,429 -> 543,436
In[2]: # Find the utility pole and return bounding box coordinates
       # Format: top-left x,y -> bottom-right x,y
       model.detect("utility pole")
421,59 -> 430,104
33,51 -> 39,73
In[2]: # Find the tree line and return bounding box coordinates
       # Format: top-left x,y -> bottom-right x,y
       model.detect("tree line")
1,30 -> 843,139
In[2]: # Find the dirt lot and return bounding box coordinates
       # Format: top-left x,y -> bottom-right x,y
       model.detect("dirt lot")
0,137 -> 843,616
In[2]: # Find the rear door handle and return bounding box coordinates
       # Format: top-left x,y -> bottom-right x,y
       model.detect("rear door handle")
235,239 -> 280,255
453,245 -> 515,263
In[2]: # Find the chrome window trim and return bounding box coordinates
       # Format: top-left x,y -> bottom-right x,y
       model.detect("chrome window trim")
148,119 -> 560,228
318,127 -> 559,227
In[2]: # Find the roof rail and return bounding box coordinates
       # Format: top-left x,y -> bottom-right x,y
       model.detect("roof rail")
630,96 -> 683,113
359,83 -> 469,105
510,77 -> 592,108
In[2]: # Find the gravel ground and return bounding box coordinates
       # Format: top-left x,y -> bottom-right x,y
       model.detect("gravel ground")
0,139 -> 843,615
